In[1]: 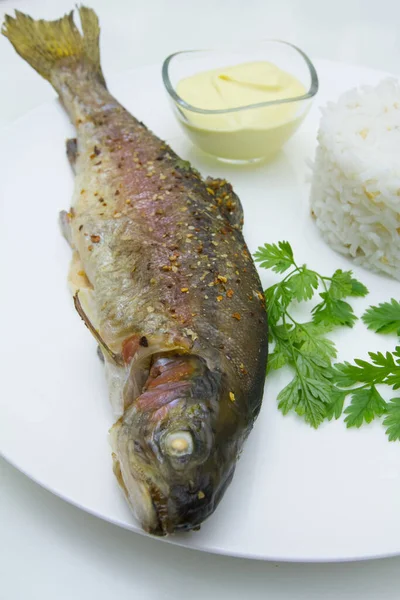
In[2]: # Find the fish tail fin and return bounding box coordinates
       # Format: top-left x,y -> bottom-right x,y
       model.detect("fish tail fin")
2,6 -> 105,84
79,6 -> 105,84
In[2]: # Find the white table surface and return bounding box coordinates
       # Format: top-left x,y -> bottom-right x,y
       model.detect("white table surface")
1,0 -> 400,598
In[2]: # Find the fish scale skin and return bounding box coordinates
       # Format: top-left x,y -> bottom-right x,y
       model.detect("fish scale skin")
59,69 -> 268,416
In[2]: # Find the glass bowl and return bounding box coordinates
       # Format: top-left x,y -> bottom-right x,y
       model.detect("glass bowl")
162,41 -> 318,163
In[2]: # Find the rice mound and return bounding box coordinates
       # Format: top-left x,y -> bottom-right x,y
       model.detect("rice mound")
310,78 -> 400,280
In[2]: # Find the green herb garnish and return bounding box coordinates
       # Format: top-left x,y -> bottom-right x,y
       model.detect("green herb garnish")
383,398 -> 400,442
332,302 -> 400,438
362,299 -> 400,335
255,241 -> 400,441
254,241 -> 368,428
332,349 -> 400,439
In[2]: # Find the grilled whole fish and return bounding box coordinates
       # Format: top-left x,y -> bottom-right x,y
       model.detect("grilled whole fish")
3,8 -> 268,535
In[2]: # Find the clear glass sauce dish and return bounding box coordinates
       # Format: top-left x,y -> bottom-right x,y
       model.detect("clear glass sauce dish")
162,41 -> 318,163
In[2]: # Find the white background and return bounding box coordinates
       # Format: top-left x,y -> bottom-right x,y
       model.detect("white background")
1,0 -> 400,598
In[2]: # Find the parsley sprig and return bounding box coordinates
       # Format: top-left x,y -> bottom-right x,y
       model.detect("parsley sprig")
255,241 -> 368,428
333,302 -> 400,438
255,241 -> 400,441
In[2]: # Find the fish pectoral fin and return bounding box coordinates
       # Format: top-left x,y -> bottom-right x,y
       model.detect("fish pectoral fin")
73,291 -> 124,366
68,251 -> 93,295
66,138 -> 78,170
205,177 -> 244,230
97,345 -> 105,362
59,210 -> 74,247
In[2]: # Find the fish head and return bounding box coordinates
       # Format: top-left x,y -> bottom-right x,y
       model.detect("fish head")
110,352 -> 247,535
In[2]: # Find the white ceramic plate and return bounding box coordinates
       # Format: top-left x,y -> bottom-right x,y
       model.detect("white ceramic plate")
1,59 -> 399,562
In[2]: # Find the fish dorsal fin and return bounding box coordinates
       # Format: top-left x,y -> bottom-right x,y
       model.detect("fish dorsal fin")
205,177 -> 244,230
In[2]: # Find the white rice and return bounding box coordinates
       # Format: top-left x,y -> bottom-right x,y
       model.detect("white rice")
310,78 -> 400,280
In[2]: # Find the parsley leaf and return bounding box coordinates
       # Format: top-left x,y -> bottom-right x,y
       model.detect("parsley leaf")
265,282 -> 292,327
276,372 -> 332,428
350,278 -> 369,297
329,269 -> 368,299
311,270 -> 366,328
287,269 -> 319,302
277,377 -> 300,415
295,376 -> 333,428
254,241 -> 294,274
326,389 -> 347,421
292,322 -> 337,364
393,348 -> 400,390
270,318 -> 335,427
267,351 -> 289,373
383,398 -> 400,441
344,386 -> 387,428
312,293 -> 357,328
362,299 -> 400,334
267,337 -> 290,373
328,270 -> 354,299
332,347 -> 400,433
333,351 -> 400,388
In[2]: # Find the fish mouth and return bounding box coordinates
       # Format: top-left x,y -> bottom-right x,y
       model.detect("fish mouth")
146,479 -> 216,536
146,484 -> 203,536
111,448 -> 170,535
114,447 -> 232,536
146,483 -> 171,537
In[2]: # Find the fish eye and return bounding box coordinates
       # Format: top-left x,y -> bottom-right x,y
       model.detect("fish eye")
163,431 -> 194,457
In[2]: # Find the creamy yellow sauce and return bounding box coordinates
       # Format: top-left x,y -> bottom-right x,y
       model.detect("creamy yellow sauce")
176,61 -> 307,161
